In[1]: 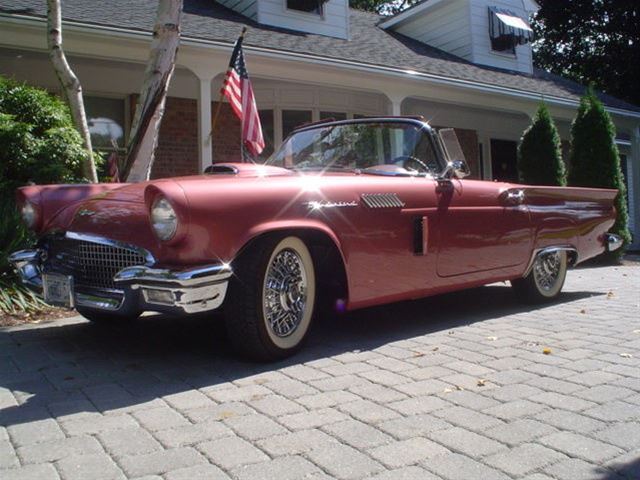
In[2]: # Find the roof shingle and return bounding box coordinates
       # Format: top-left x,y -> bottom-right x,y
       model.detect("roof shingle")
1,0 -> 638,113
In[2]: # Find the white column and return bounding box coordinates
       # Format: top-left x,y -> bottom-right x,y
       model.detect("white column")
630,126 -> 640,247
388,95 -> 403,116
387,94 -> 405,156
197,75 -> 213,173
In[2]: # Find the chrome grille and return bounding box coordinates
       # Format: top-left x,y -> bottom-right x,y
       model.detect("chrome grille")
45,236 -> 148,290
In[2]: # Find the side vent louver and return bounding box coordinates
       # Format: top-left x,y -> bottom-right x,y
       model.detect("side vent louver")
360,193 -> 405,209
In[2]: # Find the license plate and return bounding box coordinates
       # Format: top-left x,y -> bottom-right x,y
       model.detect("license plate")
43,273 -> 75,308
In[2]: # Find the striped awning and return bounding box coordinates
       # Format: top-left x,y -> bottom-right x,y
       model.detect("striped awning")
488,6 -> 534,51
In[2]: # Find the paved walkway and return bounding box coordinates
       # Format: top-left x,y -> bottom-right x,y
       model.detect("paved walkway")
1,263 -> 639,480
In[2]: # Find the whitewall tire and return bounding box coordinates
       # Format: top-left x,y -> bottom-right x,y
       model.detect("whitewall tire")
226,235 -> 316,361
512,250 -> 568,303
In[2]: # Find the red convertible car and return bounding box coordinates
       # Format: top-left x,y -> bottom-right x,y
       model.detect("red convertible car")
10,117 -> 621,360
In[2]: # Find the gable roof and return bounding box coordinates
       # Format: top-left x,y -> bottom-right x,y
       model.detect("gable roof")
1,0 -> 638,114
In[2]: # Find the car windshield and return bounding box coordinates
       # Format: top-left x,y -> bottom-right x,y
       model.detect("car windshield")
266,121 -> 442,175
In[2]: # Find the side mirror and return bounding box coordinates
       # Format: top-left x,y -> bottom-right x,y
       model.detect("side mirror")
441,160 -> 470,179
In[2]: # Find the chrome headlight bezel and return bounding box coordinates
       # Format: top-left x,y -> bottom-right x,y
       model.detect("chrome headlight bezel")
150,196 -> 178,242
21,201 -> 37,229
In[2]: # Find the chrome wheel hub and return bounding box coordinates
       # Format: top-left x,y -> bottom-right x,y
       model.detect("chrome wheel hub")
533,251 -> 561,291
264,249 -> 307,337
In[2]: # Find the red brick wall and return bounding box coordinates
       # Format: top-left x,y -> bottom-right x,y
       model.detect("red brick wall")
129,96 -> 242,179
151,97 -> 199,179
211,102 -> 242,164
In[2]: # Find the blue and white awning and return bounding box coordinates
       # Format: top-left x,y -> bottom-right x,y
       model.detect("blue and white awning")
489,6 -> 534,51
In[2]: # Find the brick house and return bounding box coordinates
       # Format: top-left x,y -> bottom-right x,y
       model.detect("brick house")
0,0 -> 639,247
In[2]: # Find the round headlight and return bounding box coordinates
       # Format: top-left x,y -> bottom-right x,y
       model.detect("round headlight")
21,201 -> 36,229
151,197 -> 177,241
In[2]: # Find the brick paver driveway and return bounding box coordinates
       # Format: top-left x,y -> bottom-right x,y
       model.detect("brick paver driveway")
1,263 -> 639,480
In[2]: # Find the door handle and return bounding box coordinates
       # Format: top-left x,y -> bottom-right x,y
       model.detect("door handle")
503,189 -> 525,205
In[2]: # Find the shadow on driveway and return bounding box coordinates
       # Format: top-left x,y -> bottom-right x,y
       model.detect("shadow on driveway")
0,284 -> 602,428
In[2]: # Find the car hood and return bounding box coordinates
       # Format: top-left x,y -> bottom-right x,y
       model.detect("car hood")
82,163 -> 294,204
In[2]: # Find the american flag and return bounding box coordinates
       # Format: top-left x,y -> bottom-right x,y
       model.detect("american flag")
107,149 -> 120,183
220,30 -> 265,157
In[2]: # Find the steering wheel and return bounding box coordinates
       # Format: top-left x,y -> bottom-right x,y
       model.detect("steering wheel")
392,155 -> 430,173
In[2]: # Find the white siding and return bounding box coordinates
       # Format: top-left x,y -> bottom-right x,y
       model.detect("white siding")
469,0 -> 533,73
217,0 -> 259,21
387,0 -> 536,74
394,0 -> 472,61
258,0 -> 349,39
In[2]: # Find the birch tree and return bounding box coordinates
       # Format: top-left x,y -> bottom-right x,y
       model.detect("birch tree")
123,0 -> 183,182
46,0 -> 98,183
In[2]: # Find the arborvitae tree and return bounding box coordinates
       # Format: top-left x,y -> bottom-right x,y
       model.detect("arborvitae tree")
518,103 -> 566,185
569,87 -> 631,256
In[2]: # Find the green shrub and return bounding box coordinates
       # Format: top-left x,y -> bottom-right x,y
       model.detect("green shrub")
0,75 -> 91,314
518,103 -> 566,185
568,87 -> 631,257
0,201 -> 47,315
0,75 -> 88,198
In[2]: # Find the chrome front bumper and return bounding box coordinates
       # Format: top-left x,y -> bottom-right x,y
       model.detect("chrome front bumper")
9,249 -> 232,315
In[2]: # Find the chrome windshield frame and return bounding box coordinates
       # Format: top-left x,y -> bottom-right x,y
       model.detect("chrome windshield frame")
266,117 -> 446,175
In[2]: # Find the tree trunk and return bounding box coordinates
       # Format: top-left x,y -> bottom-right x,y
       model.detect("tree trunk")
124,0 -> 183,182
46,0 -> 98,183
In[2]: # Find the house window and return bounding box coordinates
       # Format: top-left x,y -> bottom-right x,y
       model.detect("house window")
320,111 -> 347,121
84,96 -> 126,151
490,139 -> 518,182
282,109 -> 312,140
286,0 -> 324,15
488,7 -> 533,53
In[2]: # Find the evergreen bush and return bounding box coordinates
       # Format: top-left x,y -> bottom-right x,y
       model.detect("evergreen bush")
0,75 -> 88,198
518,103 -> 566,185
0,75 -> 90,314
568,87 -> 631,256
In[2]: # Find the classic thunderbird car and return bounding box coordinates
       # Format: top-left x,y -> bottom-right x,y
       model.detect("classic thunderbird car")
10,117 -> 622,360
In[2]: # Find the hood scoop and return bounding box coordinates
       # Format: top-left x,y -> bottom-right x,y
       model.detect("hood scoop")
204,164 -> 239,175
202,163 -> 292,178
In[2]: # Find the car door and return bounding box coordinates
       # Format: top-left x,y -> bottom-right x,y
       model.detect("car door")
435,179 -> 533,277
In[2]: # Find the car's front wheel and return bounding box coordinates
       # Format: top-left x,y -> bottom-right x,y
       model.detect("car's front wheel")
226,235 -> 316,361
511,250 -> 567,303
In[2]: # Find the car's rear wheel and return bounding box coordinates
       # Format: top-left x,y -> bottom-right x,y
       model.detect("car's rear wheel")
511,250 -> 567,303
226,235 -> 316,361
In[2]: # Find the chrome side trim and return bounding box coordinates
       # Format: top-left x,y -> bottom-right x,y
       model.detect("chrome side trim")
65,231 -> 156,265
604,233 -> 623,252
361,193 -> 405,209
523,246 -> 578,277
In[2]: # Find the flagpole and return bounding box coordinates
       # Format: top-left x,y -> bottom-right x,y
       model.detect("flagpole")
210,26 -> 248,137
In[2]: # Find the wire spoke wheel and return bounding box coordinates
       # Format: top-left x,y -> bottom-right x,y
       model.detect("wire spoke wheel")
533,251 -> 563,292
227,235 -> 316,361
512,249 -> 567,303
263,248 -> 308,338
